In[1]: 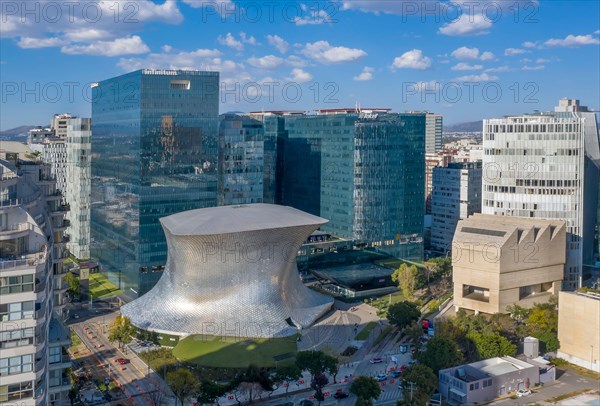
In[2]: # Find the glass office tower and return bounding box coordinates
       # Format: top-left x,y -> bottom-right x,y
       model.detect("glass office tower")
281,112 -> 426,260
91,69 -> 219,297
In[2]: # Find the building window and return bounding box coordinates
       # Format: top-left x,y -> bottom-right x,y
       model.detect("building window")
0,301 -> 35,321
0,381 -> 34,402
0,274 -> 34,295
48,346 -> 61,364
0,354 -> 34,376
0,327 -> 35,348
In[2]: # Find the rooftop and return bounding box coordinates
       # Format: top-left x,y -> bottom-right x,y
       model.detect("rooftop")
160,203 -> 327,236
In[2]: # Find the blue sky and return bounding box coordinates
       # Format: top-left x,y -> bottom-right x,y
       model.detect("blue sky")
1,0 -> 599,130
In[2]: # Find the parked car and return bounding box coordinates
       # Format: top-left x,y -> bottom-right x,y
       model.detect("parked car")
375,374 -> 388,382
408,360 -> 416,366
299,400 -> 314,406
115,358 -> 129,365
399,365 -> 408,372
390,371 -> 402,378
370,357 -> 383,364
334,392 -> 349,399
516,389 -> 531,397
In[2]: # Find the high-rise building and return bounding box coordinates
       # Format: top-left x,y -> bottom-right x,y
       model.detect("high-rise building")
91,69 -> 219,297
483,99 -> 600,289
27,115 -> 92,260
218,114 -> 264,206
431,162 -> 482,253
426,112 -> 443,154
0,143 -> 72,405
279,110 -> 425,260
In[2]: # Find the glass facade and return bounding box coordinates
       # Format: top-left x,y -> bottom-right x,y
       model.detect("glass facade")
279,113 -> 426,261
91,70 -> 219,296
218,115 -> 264,206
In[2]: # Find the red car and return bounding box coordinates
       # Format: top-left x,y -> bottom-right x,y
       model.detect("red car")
370,357 -> 383,364
399,365 -> 408,372
115,358 -> 129,365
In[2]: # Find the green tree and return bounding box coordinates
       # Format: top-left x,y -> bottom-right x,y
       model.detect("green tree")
397,365 -> 437,405
387,301 -> 421,330
349,376 -> 381,405
403,321 -> 424,345
391,263 -> 419,298
63,271 -> 80,299
536,331 -> 560,353
356,397 -> 373,406
296,351 -> 338,404
167,369 -> 199,406
467,332 -> 517,360
272,364 -> 302,395
233,364 -> 273,403
107,315 -> 135,348
415,336 -> 462,373
197,381 -> 228,405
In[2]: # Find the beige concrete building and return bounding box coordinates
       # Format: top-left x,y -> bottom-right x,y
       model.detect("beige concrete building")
557,291 -> 600,372
452,214 -> 566,314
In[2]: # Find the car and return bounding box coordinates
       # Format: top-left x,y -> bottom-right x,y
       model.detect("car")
375,374 -> 388,382
408,360 -> 416,366
390,371 -> 402,378
299,400 -> 314,406
516,389 -> 531,397
370,357 -> 383,364
399,365 -> 408,372
333,392 -> 349,399
115,358 -> 129,365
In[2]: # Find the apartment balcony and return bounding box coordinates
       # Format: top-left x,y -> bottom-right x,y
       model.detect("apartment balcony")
0,191 -> 42,209
0,249 -> 47,271
0,222 -> 34,240
45,191 -> 62,201
52,219 -> 70,231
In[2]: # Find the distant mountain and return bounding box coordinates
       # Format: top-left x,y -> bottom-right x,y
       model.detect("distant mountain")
0,125 -> 35,139
444,121 -> 483,133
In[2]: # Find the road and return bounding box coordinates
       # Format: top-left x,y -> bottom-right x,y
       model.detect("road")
70,306 -> 175,406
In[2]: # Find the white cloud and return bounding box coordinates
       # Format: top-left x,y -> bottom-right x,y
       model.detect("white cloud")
522,41 -> 538,48
455,73 -> 498,82
161,45 -> 173,53
353,67 -> 374,81
239,32 -> 258,45
450,47 -> 494,61
267,35 -> 289,54
181,0 -> 234,15
536,58 -> 550,64
451,62 -> 483,71
294,9 -> 333,25
485,66 -> 511,73
61,36 -> 150,57
522,65 -> 545,71
301,41 -> 367,64
17,37 -> 67,49
64,29 -> 112,42
505,48 -> 528,56
392,49 -> 432,70
544,34 -> 600,47
218,33 -> 244,51
247,55 -> 285,69
286,68 -> 313,83
439,14 -> 492,36
286,55 -> 307,67
117,48 -> 226,71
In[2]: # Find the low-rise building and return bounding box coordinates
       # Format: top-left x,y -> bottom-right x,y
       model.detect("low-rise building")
557,290 -> 600,372
439,356 -> 541,404
452,214 -> 566,314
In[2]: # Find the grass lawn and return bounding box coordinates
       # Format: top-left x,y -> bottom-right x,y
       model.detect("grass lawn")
172,335 -> 298,368
88,273 -> 123,298
355,321 -> 377,340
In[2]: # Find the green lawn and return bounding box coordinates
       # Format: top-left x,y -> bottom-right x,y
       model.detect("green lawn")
172,335 -> 298,368
355,321 -> 377,340
88,273 -> 123,298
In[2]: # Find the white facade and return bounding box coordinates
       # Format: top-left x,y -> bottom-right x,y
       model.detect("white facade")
28,115 -> 92,260
0,149 -> 71,405
482,99 -> 600,290
431,162 -> 482,253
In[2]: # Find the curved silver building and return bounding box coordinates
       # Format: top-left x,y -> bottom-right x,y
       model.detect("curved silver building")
121,204 -> 333,338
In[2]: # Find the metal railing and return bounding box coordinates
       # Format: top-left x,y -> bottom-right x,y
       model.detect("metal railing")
0,249 -> 47,270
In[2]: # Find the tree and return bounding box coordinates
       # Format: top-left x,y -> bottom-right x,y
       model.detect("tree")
397,365 -> 437,406
356,397 -> 374,406
197,381 -> 229,405
423,257 -> 452,284
467,332 -> 517,360
108,315 -> 136,348
63,271 -> 80,299
403,322 -> 424,345
148,382 -> 168,406
415,336 -> 462,373
392,264 -> 419,298
349,376 -> 381,405
233,364 -> 273,403
387,301 -> 421,330
296,351 -> 338,404
272,364 -> 302,395
167,369 -> 199,406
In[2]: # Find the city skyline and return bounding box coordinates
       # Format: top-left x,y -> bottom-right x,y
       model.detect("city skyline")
1,0 -> 600,130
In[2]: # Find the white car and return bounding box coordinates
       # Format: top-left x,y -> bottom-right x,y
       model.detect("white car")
516,389 -> 531,397
375,374 -> 388,382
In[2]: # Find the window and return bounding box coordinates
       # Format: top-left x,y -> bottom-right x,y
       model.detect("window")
0,381 -> 34,402
0,301 -> 34,321
0,275 -> 34,295
0,327 -> 35,348
0,354 -> 34,376
48,346 -> 61,364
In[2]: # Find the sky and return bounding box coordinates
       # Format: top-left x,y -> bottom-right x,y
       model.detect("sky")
1,0 -> 599,130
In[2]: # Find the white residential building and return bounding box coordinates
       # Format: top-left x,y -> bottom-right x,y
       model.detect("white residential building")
0,144 -> 72,405
431,162 -> 482,253
482,99 -> 600,290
